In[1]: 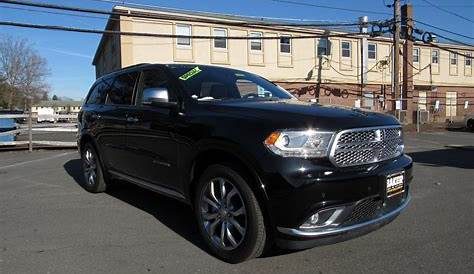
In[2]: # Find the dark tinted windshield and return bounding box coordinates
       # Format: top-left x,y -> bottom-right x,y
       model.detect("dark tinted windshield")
168,65 -> 293,101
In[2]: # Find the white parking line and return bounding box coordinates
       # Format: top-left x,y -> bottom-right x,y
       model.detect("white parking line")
0,152 -> 76,170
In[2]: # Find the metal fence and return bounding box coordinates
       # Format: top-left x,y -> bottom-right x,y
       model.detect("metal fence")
0,113 -> 77,151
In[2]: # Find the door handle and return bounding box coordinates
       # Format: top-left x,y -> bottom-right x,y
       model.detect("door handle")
126,116 -> 139,123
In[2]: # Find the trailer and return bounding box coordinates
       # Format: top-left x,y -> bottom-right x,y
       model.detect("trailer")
37,108 -> 55,123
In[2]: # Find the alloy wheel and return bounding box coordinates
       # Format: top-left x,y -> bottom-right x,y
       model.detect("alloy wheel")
83,148 -> 97,186
200,177 -> 247,250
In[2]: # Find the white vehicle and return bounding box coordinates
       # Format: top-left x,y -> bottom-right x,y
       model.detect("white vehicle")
37,108 -> 55,123
464,112 -> 474,131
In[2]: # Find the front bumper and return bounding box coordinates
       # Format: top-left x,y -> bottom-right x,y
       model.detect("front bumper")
257,152 -> 413,249
276,194 -> 410,249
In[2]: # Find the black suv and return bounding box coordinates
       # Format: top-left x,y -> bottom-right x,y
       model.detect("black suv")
78,64 -> 413,263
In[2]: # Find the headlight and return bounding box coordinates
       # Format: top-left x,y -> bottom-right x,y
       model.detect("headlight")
264,129 -> 334,158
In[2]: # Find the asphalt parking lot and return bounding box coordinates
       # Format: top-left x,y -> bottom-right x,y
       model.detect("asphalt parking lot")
0,130 -> 473,273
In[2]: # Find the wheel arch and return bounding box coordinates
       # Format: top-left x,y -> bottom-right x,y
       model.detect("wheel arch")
186,140 -> 273,228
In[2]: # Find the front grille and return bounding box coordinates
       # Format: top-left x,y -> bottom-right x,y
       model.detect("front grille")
329,126 -> 403,167
343,198 -> 382,226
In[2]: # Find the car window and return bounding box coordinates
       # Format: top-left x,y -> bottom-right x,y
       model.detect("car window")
167,65 -> 293,101
136,69 -> 176,105
86,78 -> 111,105
106,72 -> 139,105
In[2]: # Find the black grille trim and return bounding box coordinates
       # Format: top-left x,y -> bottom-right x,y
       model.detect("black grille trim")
343,197 -> 383,226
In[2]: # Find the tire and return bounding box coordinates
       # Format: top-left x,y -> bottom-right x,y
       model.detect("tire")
468,120 -> 474,131
80,143 -> 108,193
194,164 -> 267,263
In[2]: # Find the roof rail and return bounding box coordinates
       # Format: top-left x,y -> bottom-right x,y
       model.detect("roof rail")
122,63 -> 150,70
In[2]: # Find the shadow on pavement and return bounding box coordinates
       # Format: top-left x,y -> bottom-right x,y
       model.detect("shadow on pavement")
63,159 -> 305,261
63,159 -> 209,255
408,147 -> 474,169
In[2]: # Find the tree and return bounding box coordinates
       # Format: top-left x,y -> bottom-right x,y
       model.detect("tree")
52,94 -> 58,100
41,92 -> 48,101
0,35 -> 50,110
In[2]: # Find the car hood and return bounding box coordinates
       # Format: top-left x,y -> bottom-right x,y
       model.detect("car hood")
209,99 -> 400,131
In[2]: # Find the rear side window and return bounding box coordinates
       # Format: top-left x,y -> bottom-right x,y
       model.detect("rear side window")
86,79 -> 111,105
106,72 -> 139,105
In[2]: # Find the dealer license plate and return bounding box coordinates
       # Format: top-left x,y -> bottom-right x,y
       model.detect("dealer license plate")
386,172 -> 404,198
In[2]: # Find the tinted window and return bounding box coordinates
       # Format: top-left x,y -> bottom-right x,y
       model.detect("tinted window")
86,78 -> 111,105
168,65 -> 293,101
106,72 -> 139,105
136,69 -> 176,105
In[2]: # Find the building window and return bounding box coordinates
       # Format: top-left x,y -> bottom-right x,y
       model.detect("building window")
413,48 -> 420,63
213,28 -> 227,49
431,50 -> 439,64
466,52 -> 472,67
317,38 -> 331,56
341,41 -> 351,58
250,32 -> 263,51
450,52 -> 458,65
368,43 -> 377,60
176,24 -> 191,47
280,36 -> 291,53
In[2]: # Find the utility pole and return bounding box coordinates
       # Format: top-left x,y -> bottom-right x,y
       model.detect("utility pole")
402,4 -> 414,124
359,17 -> 369,84
393,0 -> 401,121
359,16 -> 369,108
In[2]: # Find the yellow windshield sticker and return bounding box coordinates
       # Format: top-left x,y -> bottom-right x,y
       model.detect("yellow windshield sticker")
179,66 -> 202,80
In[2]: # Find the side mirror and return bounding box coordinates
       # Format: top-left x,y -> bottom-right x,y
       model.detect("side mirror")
142,87 -> 177,108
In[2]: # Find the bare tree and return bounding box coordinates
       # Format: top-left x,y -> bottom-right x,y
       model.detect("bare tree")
0,35 -> 50,110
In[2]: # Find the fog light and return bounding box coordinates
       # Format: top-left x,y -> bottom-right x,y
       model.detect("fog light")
307,213 -> 319,225
299,207 -> 345,230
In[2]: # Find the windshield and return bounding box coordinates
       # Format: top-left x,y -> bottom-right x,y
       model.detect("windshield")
168,65 -> 294,101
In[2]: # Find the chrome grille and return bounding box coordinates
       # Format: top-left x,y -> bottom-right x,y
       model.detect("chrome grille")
329,126 -> 403,167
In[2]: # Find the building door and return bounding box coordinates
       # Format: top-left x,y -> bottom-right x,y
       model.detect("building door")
446,92 -> 457,119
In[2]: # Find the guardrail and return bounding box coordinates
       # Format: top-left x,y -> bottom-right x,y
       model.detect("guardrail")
0,113 -> 78,151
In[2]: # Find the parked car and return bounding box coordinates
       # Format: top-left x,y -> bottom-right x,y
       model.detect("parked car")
78,64 -> 413,263
464,112 -> 474,131
0,113 -> 18,143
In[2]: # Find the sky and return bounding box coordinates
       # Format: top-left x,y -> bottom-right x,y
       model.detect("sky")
0,0 -> 473,100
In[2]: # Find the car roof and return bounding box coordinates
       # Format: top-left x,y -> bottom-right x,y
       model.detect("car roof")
96,63 -> 251,83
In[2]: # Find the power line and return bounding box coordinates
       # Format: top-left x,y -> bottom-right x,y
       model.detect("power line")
0,0 -> 379,28
0,5 -> 110,21
418,0 -> 473,23
412,4 -> 474,8
0,4 -> 362,35
88,0 -> 359,24
413,20 -> 474,40
0,20 -> 367,40
431,32 -> 474,48
271,0 -> 391,15
419,39 -> 473,59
